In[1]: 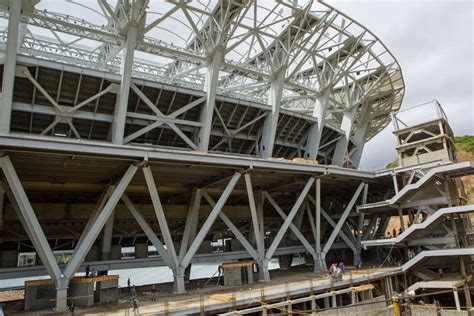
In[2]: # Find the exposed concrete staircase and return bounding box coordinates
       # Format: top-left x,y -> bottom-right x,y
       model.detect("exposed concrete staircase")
362,205 -> 474,247
401,248 -> 474,272
359,161 -> 474,212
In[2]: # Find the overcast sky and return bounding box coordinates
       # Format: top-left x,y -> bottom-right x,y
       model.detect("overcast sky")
325,0 -> 474,170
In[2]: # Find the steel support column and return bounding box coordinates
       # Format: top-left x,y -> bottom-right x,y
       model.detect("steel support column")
259,70 -> 285,158
0,0 -> 21,133
332,109 -> 355,166
349,106 -> 370,167
197,48 -> 222,152
245,174 -> 268,281
111,26 -> 137,144
305,90 -> 330,160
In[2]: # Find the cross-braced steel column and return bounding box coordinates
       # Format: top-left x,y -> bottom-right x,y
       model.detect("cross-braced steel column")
265,178 -> 315,262
180,172 -> 241,285
0,0 -> 21,133
111,25 -> 138,144
321,182 -> 364,262
259,70 -> 285,158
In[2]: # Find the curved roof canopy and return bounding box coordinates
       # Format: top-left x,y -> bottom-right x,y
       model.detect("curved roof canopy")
0,0 -> 404,142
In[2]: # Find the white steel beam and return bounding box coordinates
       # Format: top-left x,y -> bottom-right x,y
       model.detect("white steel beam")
143,166 -> 179,270
111,26 -> 138,144
259,70 -> 286,158
245,174 -> 265,261
265,177 -> 315,260
0,0 -> 21,133
322,182 -> 364,255
197,49 -> 223,152
63,164 -> 138,279
181,172 -> 241,268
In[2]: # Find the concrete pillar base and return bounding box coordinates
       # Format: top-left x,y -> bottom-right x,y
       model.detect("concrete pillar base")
258,260 -> 270,282
314,255 -> 327,273
173,270 -> 186,294
55,278 -> 70,312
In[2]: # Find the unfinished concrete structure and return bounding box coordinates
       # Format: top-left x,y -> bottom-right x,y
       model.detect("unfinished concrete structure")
0,0 -> 471,313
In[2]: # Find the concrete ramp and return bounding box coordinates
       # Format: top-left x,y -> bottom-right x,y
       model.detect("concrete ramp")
362,205 -> 474,247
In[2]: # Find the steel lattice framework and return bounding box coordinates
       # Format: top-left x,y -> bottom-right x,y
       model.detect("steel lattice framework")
0,0 -> 404,167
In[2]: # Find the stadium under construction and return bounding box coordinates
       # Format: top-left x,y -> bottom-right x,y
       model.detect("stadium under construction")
0,0 -> 472,314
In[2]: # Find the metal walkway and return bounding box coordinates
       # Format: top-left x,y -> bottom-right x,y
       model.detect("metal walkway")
401,248 -> 474,272
362,205 -> 474,247
359,162 -> 474,212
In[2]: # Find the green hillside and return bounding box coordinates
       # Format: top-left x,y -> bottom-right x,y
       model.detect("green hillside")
454,135 -> 474,153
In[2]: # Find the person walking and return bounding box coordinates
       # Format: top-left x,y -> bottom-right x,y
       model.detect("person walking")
85,265 -> 90,277
127,278 -> 131,288
151,284 -> 157,302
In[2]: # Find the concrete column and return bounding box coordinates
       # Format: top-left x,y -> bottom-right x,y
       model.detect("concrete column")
311,298 -> 317,315
324,296 -> 330,308
332,294 -> 337,307
453,287 -> 461,311
0,0 -> 21,133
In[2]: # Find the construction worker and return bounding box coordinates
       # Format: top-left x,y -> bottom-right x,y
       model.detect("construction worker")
151,284 -> 157,302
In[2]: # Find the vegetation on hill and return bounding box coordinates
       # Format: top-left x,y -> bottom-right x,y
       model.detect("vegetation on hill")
454,135 -> 474,153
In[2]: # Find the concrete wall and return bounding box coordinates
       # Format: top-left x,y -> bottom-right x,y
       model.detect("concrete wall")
24,283 -> 56,310
135,243 -> 148,258
69,282 -> 94,307
110,245 -> 122,260
99,279 -> 118,304
85,246 -> 100,262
